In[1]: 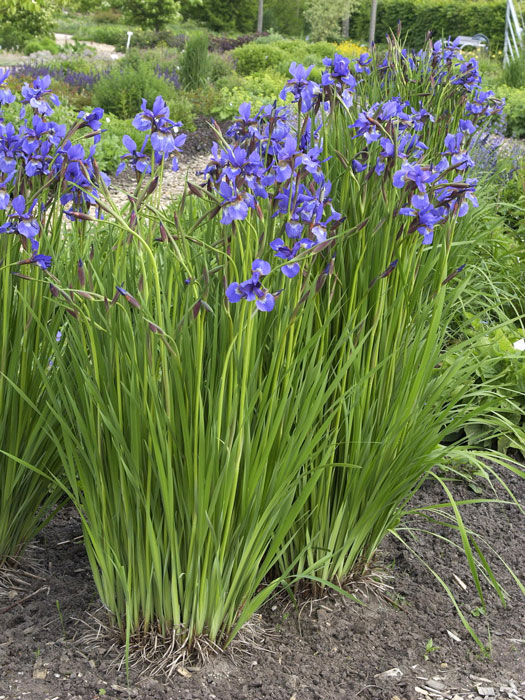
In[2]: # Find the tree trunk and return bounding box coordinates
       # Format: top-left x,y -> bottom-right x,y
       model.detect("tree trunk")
257,0 -> 264,33
342,14 -> 349,39
369,0 -> 378,47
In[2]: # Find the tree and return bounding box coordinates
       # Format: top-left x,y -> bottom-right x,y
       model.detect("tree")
369,0 -> 378,46
123,0 -> 181,31
181,0 -> 257,33
303,0 -> 360,42
257,0 -> 264,33
0,0 -> 58,48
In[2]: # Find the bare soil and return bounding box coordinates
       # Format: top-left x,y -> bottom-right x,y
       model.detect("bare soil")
1,462 -> 524,700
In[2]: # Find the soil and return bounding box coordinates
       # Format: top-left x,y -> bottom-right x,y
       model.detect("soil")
1,462 -> 524,700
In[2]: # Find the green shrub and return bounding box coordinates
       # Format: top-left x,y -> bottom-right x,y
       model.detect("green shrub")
116,30 -> 186,52
262,0 -> 307,37
179,32 -> 210,89
0,4 -> 55,50
76,23 -> 127,47
182,0 -> 257,32
503,54 -> 525,89
497,86 -> 525,138
231,43 -> 289,75
93,54 -> 178,119
208,52 -> 235,82
22,36 -> 60,55
349,0 -> 506,51
210,70 -> 288,119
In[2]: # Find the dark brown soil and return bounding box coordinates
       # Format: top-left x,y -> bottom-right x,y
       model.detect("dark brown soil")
1,464 -> 524,700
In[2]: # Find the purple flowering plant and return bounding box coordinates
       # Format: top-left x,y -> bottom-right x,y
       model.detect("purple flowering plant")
2,31 -> 521,662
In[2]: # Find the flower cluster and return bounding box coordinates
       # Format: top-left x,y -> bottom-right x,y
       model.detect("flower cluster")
117,96 -> 187,176
0,73 -> 112,264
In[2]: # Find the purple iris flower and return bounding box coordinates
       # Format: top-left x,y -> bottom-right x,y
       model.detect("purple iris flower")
459,119 -> 476,135
280,62 -> 322,113
354,52 -> 372,74
21,75 -> 60,117
226,259 -> 275,312
321,53 -> 357,90
0,195 -> 40,251
443,133 -> 463,155
0,69 -> 15,106
295,145 -> 327,184
25,141 -> 53,177
116,135 -> 151,176
218,180 -> 254,224
0,172 -> 15,209
225,102 -> 261,143
132,96 -> 186,162
270,237 -> 314,278
78,107 -> 104,131
19,254 -> 52,270
285,221 -> 304,238
399,193 -> 446,245
393,162 -> 436,193
0,122 -> 22,174
352,159 -> 367,173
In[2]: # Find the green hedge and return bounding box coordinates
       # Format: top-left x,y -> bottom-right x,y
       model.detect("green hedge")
349,0 -> 506,50
496,85 -> 525,138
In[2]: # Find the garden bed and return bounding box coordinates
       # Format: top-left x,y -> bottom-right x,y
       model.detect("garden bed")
1,466 -> 523,700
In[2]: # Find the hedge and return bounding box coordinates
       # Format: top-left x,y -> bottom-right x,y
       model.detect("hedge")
349,0 -> 506,50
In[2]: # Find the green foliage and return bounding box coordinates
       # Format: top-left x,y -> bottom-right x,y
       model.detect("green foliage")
116,29 -> 186,52
232,43 -> 289,75
349,0 -> 506,51
497,161 -> 525,244
210,71 -> 288,119
22,36 -> 61,55
231,39 -> 339,79
0,2 -> 56,49
303,0 -> 360,41
263,0 -> 307,37
456,316 -> 525,454
92,54 -> 178,119
208,52 -> 236,82
503,54 -> 525,89
179,32 -> 210,89
182,0 -> 257,33
123,0 -> 181,31
74,23 -> 127,46
497,86 -> 525,138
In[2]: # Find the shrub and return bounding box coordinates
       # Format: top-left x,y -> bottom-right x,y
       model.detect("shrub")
336,40 -> 364,58
208,32 -> 267,53
262,0 -> 307,37
117,30 -> 187,52
208,52 -> 236,82
22,36 -> 61,56
210,70 -> 288,119
92,54 -> 179,119
178,32 -> 210,89
0,4 -> 55,50
503,54 -> 525,89
231,43 -> 289,75
497,86 -> 525,138
124,0 -> 181,31
349,0 -> 506,51
182,0 -> 257,33
75,23 -> 127,47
